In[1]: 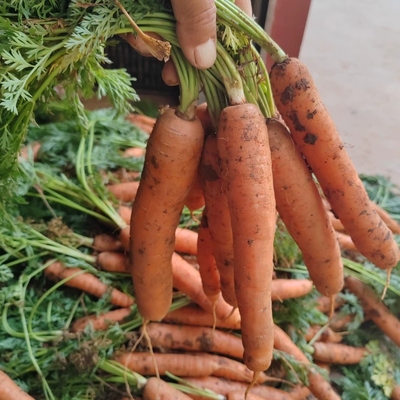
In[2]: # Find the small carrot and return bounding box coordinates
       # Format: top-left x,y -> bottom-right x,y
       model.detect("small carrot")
315,296 -> 345,314
123,147 -> 146,158
328,211 -> 346,233
97,251 -> 128,273
329,313 -> 355,332
0,370 -> 35,400
270,57 -> 399,270
145,322 -> 244,359
19,141 -> 41,161
184,173 -> 205,214
335,231 -> 358,252
271,279 -> 314,301
195,102 -> 213,134
93,233 -> 124,253
44,262 -> 134,308
312,342 -> 367,365
126,113 -> 156,135
162,304 -> 241,330
115,352 -> 268,383
142,377 -> 192,400
71,307 -> 132,333
345,276 -> 400,347
217,103 -> 276,373
107,181 -> 140,203
197,210 -> 221,304
372,202 -> 400,235
304,326 -> 343,344
267,118 -> 343,298
273,324 -> 340,400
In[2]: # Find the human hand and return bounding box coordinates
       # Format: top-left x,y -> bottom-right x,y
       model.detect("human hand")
123,0 -> 252,85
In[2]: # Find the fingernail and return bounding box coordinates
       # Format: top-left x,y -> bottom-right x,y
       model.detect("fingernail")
194,39 -> 217,69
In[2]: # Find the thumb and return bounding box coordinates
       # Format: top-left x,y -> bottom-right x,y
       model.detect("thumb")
171,0 -> 217,69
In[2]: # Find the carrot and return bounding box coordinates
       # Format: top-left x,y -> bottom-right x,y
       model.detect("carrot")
44,262 -> 134,308
315,296 -> 345,314
304,326 -> 343,344
19,141 -> 41,161
335,231 -> 357,252
115,352 -> 268,383
162,304 -> 241,330
267,118 -> 343,297
372,202 -> 400,235
217,103 -> 275,373
128,108 -> 204,321
71,307 -> 132,332
329,313 -> 354,332
312,342 -> 367,364
172,252 -> 233,321
271,279 -> 313,301
273,324 -> 340,400
97,251 -> 128,273
270,57 -> 399,270
0,370 -> 35,400
145,322 -> 244,359
126,113 -> 156,135
195,102 -> 213,134
142,377 -> 192,400
327,211 -> 346,233
107,181 -> 140,203
184,173 -> 205,213
123,147 -> 146,158
391,385 -> 400,400
200,134 -> 237,307
93,233 -> 124,253
290,385 -> 312,400
197,210 -> 220,303
345,276 -> 400,347
227,390 -> 292,400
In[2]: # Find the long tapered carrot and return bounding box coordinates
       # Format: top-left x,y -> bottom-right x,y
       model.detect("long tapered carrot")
128,108 -> 204,321
197,210 -> 221,303
273,325 -> 340,400
107,181 -> 140,203
345,276 -> 400,347
142,377 -> 192,400
270,57 -> 399,270
200,134 -> 237,307
270,279 -> 313,301
217,103 -> 276,373
162,304 -> 241,330
71,307 -> 132,333
97,251 -> 128,273
312,342 -> 367,364
44,262 -> 134,308
115,352 -> 268,383
93,233 -> 124,253
145,322 -> 244,359
267,118 -> 344,297
0,370 -> 35,400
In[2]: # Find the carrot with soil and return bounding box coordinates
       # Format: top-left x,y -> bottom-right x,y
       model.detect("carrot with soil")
142,377 -> 192,400
267,118 -> 344,297
270,57 -> 399,270
0,370 -> 35,400
312,342 -> 367,365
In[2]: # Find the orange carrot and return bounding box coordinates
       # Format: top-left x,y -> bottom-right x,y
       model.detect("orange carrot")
290,385 -> 312,400
391,385 -> 400,400
126,113 -> 156,135
315,296 -> 345,314
107,181 -> 140,203
145,322 -> 244,359
197,210 -> 220,303
200,134 -> 237,307
312,342 -> 367,364
19,141 -> 41,161
97,251 -> 128,273
44,262 -> 134,308
123,147 -> 146,158
335,231 -> 357,252
345,276 -> 400,347
128,108 -> 204,321
273,325 -> 340,400
184,173 -> 205,213
0,370 -> 35,400
372,202 -> 400,235
162,304 -> 241,330
93,234 -> 124,253
329,313 -> 355,332
267,118 -> 343,298
142,377 -> 192,400
270,57 -> 399,270
227,390 -> 291,400
217,103 -> 275,373
172,252 -> 233,321
195,102 -> 213,134
304,326 -> 343,344
115,352 -> 268,383
327,211 -> 346,233
271,279 -> 313,301
71,307 -> 132,332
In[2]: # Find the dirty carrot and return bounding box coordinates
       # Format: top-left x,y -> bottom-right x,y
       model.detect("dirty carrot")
107,181 -> 140,203
145,322 -> 244,359
142,377 -> 192,400
200,133 -> 237,307
273,324 -> 340,400
312,342 -> 367,364
345,276 -> 400,347
217,103 -> 275,373
0,370 -> 35,400
115,352 -> 268,383
97,251 -> 128,273
197,210 -> 221,304
93,233 -> 124,253
372,202 -> 400,235
162,304 -> 241,330
71,307 -> 132,333
267,118 -> 343,297
304,326 -> 343,344
123,147 -> 146,158
329,313 -> 355,332
270,57 -> 399,270
44,262 -> 134,308
315,296 -> 345,314
271,279 -> 314,301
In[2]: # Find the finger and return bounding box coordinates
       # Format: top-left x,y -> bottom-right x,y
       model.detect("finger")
171,0 -> 217,69
235,0 -> 253,16
161,60 -> 179,86
121,32 -> 162,58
